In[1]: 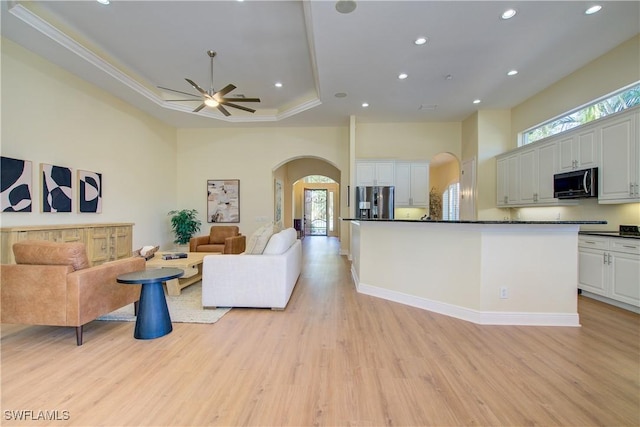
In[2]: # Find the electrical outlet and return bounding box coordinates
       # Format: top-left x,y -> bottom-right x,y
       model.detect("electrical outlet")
500,287 -> 508,299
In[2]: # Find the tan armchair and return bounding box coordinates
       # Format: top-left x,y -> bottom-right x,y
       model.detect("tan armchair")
189,226 -> 246,254
0,240 -> 145,345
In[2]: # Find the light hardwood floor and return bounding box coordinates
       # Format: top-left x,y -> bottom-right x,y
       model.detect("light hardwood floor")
1,237 -> 639,426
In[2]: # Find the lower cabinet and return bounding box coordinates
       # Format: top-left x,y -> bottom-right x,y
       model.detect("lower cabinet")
578,235 -> 640,308
1,223 -> 134,266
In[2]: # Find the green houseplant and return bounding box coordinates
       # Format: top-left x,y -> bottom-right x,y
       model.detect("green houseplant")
168,209 -> 202,245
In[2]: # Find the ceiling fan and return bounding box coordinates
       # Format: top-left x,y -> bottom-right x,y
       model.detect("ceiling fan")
159,50 -> 260,116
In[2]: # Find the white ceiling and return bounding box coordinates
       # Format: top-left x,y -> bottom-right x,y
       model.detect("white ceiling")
2,0 -> 639,128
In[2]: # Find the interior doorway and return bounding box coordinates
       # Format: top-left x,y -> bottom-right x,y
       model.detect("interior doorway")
304,189 -> 328,236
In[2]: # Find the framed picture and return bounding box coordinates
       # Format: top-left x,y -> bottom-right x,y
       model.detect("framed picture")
1,156 -> 33,212
274,179 -> 283,227
41,163 -> 73,213
78,170 -> 102,213
207,179 -> 239,223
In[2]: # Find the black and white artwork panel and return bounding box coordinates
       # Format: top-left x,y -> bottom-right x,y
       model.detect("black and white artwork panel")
0,156 -> 33,212
41,163 -> 73,213
78,170 -> 102,213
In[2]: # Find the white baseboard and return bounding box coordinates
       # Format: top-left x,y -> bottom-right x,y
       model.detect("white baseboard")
353,275 -> 580,327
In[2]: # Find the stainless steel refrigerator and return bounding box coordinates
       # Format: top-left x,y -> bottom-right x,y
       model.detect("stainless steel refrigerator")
355,186 -> 394,219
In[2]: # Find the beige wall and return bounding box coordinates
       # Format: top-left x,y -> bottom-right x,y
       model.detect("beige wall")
0,39 -> 178,249
175,127 -> 350,242
355,121 -> 462,160
511,34 -> 640,144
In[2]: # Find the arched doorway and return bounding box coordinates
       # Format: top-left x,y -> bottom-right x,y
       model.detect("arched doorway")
273,157 -> 342,239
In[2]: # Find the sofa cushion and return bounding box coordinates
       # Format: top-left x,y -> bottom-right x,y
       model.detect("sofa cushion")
209,226 -> 239,244
263,228 -> 297,255
13,240 -> 90,271
245,223 -> 276,255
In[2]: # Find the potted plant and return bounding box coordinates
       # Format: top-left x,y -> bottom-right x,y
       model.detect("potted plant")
168,209 -> 202,246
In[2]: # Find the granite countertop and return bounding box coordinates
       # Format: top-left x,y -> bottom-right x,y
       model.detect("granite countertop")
579,231 -> 640,240
342,218 -> 607,225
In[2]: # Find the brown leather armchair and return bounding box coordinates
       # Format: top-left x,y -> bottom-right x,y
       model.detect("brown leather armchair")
0,240 -> 145,345
189,226 -> 246,254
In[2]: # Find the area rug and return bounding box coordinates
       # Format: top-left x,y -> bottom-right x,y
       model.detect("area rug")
97,281 -> 231,324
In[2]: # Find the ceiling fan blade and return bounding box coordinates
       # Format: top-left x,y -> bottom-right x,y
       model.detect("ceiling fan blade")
158,86 -> 200,98
214,84 -> 237,98
166,99 -> 202,102
185,78 -> 208,96
223,102 -> 257,113
217,104 -> 231,117
193,103 -> 206,113
223,97 -> 261,103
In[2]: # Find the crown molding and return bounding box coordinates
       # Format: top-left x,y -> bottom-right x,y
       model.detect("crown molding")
8,3 -> 321,124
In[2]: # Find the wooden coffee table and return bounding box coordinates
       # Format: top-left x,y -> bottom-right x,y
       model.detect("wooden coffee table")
146,252 -> 219,296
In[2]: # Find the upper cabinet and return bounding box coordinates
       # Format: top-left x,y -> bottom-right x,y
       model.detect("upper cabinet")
598,110 -> 639,203
557,126 -> 598,172
395,162 -> 430,207
496,153 -> 519,206
355,160 -> 395,187
496,106 -> 639,208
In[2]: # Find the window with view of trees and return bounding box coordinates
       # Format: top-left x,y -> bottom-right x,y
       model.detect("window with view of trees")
521,83 -> 640,146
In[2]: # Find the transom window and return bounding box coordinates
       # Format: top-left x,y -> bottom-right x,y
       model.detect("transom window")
521,82 -> 640,146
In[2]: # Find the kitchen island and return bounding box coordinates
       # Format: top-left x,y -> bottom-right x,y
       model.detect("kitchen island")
346,219 -> 606,327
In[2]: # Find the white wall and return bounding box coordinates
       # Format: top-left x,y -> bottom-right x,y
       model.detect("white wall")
0,39 -> 178,249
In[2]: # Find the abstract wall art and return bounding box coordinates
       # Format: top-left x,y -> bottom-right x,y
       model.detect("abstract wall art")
78,170 -> 102,213
1,156 -> 33,212
207,179 -> 240,223
274,179 -> 283,227
41,163 -> 73,213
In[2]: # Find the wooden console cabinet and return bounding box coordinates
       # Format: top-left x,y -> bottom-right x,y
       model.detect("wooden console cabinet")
1,223 -> 133,266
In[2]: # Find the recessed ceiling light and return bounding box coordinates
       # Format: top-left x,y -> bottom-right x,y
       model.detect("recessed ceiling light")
414,37 -> 428,45
96,0 -> 110,4
501,9 -> 517,19
507,70 -> 518,76
398,73 -> 408,80
473,99 -> 481,104
585,5 -> 602,15
445,74 -> 453,80
335,92 -> 347,98
274,82 -> 283,88
362,102 -> 369,108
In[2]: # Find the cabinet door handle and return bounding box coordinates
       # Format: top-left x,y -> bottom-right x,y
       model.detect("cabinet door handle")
604,252 -> 607,264
631,183 -> 634,196
584,240 -> 597,244
622,245 -> 637,249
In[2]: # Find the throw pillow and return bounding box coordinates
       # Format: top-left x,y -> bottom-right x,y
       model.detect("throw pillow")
263,228 -> 297,255
245,223 -> 275,254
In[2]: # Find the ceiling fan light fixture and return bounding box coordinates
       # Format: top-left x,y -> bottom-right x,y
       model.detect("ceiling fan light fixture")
204,98 -> 219,108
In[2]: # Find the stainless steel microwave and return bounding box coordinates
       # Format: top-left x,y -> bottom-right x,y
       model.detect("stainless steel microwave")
553,168 -> 598,199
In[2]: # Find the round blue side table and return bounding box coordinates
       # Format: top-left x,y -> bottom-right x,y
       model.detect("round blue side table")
117,267 -> 184,339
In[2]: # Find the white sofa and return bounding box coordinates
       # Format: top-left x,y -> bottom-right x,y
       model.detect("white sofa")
201,227 -> 302,310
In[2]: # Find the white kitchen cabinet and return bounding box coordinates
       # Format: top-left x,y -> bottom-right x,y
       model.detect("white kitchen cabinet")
497,141 -> 561,207
558,126 -> 598,172
536,140 -> 559,203
598,109 -> 639,203
395,162 -> 429,207
578,235 -> 640,309
496,153 -> 519,206
356,160 -> 395,187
